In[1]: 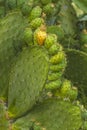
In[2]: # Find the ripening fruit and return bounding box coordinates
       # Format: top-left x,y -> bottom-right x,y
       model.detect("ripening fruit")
34,28 -> 47,45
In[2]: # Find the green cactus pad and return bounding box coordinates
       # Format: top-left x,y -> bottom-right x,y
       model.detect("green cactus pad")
72,0 -> 87,13
13,99 -> 82,130
64,49 -> 87,106
8,46 -> 49,118
0,11 -> 27,99
58,0 -> 78,37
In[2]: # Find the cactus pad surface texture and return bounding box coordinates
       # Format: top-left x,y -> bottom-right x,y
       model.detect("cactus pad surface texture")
0,0 -> 87,130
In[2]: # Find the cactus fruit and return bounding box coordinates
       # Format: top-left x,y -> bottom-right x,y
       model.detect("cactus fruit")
34,26 -> 47,45
29,6 -> 42,21
23,28 -> 33,45
44,34 -> 57,49
13,99 -> 82,130
61,80 -> 78,101
30,18 -> 44,29
60,80 -> 72,97
0,11 -> 27,99
43,3 -> 55,16
50,51 -> 65,64
0,1 -> 87,129
8,27 -> 67,117
48,43 -> 62,55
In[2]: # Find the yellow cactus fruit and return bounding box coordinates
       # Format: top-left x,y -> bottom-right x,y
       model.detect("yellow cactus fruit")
36,30 -> 47,45
34,25 -> 47,45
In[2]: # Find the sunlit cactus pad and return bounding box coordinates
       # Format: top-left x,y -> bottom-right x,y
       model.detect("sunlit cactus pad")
13,99 -> 82,130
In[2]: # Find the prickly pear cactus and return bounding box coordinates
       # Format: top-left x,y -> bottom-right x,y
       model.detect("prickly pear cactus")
0,1 -> 87,130
7,23 -> 66,118
0,11 -> 27,99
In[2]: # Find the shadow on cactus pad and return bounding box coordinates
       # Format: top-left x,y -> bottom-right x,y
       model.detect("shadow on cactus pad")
64,49 -> 87,107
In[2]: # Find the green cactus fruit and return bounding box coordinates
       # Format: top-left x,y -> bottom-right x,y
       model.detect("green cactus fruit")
0,11 -> 27,99
43,3 -> 55,16
44,34 -> 57,49
45,79 -> 62,90
21,2 -> 33,16
8,46 -> 49,118
23,28 -> 33,45
50,62 -> 66,72
13,99 -> 82,130
30,18 -> 44,29
64,49 -> 87,106
41,0 -> 52,5
48,43 -> 63,55
60,79 -> 72,98
69,87 -> 78,101
47,71 -> 62,81
50,51 -> 65,64
29,6 -> 42,21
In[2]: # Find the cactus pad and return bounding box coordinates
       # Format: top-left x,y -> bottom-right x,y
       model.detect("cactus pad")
13,99 -> 82,130
8,46 -> 49,118
0,11 -> 27,99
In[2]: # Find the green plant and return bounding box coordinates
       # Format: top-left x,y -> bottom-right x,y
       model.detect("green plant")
0,0 -> 87,130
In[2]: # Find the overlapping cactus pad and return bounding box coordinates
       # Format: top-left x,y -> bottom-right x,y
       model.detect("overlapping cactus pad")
0,11 -> 27,99
13,99 -> 82,130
